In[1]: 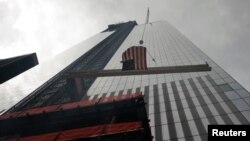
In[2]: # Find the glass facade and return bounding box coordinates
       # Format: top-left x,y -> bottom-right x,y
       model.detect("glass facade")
0,31 -> 113,113
1,21 -> 249,140
86,21 -> 250,141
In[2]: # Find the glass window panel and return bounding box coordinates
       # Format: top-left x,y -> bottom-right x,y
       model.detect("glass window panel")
228,82 -> 242,90
207,104 -> 219,116
181,99 -> 189,109
194,81 -> 202,90
160,112 -> 168,124
178,91 -> 186,100
213,93 -> 224,102
168,93 -> 175,101
244,97 -> 250,106
184,108 -> 193,120
188,89 -> 197,98
196,106 -> 206,118
219,102 -> 232,114
134,76 -> 141,81
149,104 -> 154,114
162,125 -> 170,140
232,99 -> 249,111
214,79 -> 226,85
132,81 -> 141,88
160,103 -> 166,112
224,77 -> 234,83
172,110 -> 181,123
149,89 -> 154,97
242,111 -> 250,123
188,120 -> 199,136
236,89 -> 250,98
158,95 -> 164,103
228,113 -> 241,124
202,95 -> 212,104
208,86 -> 217,94
201,118 -> 210,132
119,77 -> 127,83
199,88 -> 207,96
215,116 -> 225,124
175,122 -> 185,138
116,84 -> 125,91
170,101 -> 178,111
178,138 -> 185,141
193,136 -> 202,141
192,97 -> 200,106
127,76 -> 134,82
219,72 -> 230,78
224,91 -> 241,100
210,74 -> 220,80
149,94 -> 154,105
149,114 -> 155,126
219,84 -> 233,92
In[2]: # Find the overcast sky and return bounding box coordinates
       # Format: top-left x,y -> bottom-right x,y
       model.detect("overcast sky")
1,0 -> 250,91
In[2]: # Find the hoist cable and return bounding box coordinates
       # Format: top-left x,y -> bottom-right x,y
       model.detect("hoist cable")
140,8 -> 149,43
140,8 -> 156,64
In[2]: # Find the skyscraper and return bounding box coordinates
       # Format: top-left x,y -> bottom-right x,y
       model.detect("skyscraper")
1,21 -> 250,141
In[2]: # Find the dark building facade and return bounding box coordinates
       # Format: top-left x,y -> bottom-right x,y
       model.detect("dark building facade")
0,53 -> 38,84
0,21 -> 250,141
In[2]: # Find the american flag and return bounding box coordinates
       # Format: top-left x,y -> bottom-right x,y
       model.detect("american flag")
122,46 -> 147,70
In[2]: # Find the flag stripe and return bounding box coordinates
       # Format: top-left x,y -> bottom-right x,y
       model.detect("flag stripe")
122,46 -> 147,70
133,47 -> 137,69
129,48 -> 133,60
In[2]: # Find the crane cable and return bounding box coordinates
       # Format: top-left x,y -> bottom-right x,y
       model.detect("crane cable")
139,8 -> 156,64
139,8 -> 149,45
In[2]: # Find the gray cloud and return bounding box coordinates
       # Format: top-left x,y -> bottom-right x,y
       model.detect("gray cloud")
0,0 -> 250,92
0,1 -> 21,46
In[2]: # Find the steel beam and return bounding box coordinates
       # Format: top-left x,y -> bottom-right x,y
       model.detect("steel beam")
65,63 -> 211,78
